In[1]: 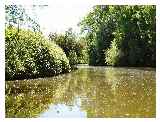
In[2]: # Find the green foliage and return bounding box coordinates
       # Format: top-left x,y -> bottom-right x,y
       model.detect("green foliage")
5,27 -> 70,80
77,49 -> 89,64
105,28 -> 124,66
79,5 -> 117,65
79,5 -> 156,67
105,40 -> 120,66
76,38 -> 89,64
49,28 -> 89,66
68,50 -> 78,66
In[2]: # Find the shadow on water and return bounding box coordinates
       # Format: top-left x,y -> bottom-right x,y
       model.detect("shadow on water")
5,66 -> 156,118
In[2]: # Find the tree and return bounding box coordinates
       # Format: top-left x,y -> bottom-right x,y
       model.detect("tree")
79,5 -> 156,67
5,5 -> 41,32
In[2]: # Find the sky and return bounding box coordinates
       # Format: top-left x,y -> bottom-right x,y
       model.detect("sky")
6,0 -> 156,36
6,0 -> 94,36
31,4 -> 93,36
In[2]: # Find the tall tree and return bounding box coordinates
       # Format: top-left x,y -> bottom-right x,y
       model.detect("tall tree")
79,5 -> 156,67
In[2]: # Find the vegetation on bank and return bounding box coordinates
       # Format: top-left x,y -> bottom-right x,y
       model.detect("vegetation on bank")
5,27 -> 88,80
79,5 -> 156,67
5,27 -> 71,80
5,5 -> 156,80
5,5 -> 88,80
48,28 -> 89,67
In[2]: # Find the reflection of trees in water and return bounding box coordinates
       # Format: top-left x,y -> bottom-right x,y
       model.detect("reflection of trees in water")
64,67 -> 156,117
5,76 -> 70,117
6,67 -> 156,117
55,67 -> 116,117
78,68 -> 118,117
46,68 -> 155,117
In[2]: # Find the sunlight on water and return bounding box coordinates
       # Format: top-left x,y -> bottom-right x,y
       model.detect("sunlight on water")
5,66 -> 156,118
40,97 -> 86,118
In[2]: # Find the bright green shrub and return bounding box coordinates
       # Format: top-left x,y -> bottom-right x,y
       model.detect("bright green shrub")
5,27 -> 70,80
105,39 -> 120,66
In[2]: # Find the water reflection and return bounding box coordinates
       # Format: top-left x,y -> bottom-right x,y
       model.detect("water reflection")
5,66 -> 156,118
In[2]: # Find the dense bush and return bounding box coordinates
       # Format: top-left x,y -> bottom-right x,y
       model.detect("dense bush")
49,28 -> 89,66
5,27 -> 70,80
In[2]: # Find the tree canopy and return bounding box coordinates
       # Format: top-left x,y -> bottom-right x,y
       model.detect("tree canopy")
79,5 -> 156,67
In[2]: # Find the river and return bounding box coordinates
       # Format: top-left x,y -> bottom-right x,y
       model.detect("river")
5,66 -> 156,118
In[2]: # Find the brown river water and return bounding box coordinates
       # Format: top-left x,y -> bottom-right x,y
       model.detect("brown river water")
5,66 -> 156,118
